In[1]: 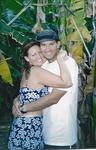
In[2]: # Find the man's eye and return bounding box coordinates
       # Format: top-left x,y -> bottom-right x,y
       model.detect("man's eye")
50,43 -> 55,46
41,44 -> 45,47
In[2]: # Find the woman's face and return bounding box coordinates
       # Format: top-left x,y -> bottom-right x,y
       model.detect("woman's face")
24,45 -> 45,66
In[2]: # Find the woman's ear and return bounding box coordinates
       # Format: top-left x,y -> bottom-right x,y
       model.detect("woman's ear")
24,56 -> 29,62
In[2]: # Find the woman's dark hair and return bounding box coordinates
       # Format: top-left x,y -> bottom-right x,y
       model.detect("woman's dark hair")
22,40 -> 40,78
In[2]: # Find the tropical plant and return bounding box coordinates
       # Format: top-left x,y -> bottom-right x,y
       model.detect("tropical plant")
92,0 -> 96,129
0,0 -> 96,147
0,0 -> 94,122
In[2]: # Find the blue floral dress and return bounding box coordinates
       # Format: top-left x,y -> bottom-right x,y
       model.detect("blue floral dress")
8,86 -> 48,150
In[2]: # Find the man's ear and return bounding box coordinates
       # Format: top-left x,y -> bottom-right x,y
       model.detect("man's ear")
24,56 -> 29,62
57,41 -> 60,49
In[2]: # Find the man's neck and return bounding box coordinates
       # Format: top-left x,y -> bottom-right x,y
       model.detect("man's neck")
48,55 -> 57,63
48,58 -> 57,63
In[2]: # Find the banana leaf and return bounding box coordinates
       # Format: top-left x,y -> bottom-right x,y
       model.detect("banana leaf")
68,26 -> 91,42
69,42 -> 83,64
0,20 -> 31,44
93,48 -> 96,127
93,87 -> 96,127
0,52 -> 13,85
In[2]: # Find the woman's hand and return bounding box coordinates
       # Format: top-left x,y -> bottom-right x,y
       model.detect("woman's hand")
57,50 -> 68,61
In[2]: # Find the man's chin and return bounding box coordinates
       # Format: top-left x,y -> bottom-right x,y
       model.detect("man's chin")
45,57 -> 53,61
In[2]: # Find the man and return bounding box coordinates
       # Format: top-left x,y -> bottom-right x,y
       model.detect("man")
13,30 -> 78,149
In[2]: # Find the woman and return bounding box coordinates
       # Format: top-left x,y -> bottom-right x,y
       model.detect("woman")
8,40 -> 72,150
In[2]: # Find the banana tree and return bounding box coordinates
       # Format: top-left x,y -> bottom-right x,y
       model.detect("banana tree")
0,0 -> 37,109
92,0 -> 96,129
0,0 -> 93,116
0,0 -> 95,147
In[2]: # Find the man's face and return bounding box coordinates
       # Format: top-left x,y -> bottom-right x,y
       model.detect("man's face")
40,40 -> 59,62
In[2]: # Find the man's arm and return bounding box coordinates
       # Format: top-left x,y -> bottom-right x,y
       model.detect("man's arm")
12,95 -> 22,117
20,89 -> 66,113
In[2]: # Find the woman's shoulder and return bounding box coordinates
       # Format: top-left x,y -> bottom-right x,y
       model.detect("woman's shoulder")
30,66 -> 44,74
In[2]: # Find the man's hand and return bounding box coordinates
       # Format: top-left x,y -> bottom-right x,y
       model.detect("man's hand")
12,96 -> 22,117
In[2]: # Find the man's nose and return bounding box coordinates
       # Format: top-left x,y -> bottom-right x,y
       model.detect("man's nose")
45,45 -> 50,51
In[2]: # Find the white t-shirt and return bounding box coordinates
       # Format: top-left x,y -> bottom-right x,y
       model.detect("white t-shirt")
42,56 -> 78,146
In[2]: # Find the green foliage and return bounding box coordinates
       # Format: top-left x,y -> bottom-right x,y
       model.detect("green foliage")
0,0 -> 94,120
93,89 -> 96,127
93,43 -> 96,127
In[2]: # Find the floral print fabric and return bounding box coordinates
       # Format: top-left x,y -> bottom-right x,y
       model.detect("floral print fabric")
8,86 -> 48,150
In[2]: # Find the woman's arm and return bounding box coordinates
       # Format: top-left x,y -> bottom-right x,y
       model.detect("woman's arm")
32,52 -> 72,88
57,50 -> 72,86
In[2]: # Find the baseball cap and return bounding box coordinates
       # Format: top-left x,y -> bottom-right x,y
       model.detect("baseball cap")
36,30 -> 59,42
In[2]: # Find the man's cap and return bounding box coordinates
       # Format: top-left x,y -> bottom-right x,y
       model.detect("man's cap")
36,30 -> 59,42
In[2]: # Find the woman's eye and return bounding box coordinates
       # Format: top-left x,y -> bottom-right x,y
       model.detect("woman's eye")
32,54 -> 36,56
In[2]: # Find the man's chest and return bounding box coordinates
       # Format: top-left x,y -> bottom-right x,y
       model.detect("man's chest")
45,63 -> 60,76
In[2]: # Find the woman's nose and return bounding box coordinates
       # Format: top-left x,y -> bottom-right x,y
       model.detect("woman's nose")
36,54 -> 41,59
